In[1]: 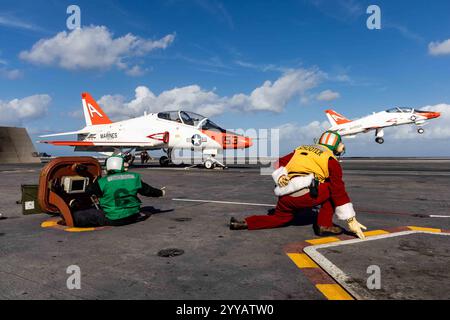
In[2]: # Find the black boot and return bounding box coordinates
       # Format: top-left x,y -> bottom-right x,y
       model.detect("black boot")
313,224 -> 343,237
229,217 -> 248,230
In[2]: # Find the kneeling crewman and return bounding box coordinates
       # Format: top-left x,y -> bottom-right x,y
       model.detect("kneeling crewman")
72,155 -> 165,227
230,131 -> 367,239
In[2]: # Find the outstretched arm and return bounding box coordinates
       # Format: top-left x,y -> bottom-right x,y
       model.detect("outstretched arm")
138,181 -> 164,197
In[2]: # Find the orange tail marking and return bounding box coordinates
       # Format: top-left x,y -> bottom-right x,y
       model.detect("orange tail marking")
82,92 -> 112,125
325,109 -> 351,125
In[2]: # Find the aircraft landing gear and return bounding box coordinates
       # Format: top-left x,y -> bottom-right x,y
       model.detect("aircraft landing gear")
203,156 -> 226,169
375,137 -> 384,144
204,159 -> 214,169
417,128 -> 424,134
159,149 -> 172,167
375,128 -> 384,144
159,156 -> 170,167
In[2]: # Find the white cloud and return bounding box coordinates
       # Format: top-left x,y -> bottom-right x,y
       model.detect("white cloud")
0,94 -> 51,126
0,15 -> 41,31
428,39 -> 450,56
125,65 -> 148,77
0,68 -> 23,80
277,120 -> 330,145
316,89 -> 340,101
96,68 -> 323,120
20,26 -> 175,74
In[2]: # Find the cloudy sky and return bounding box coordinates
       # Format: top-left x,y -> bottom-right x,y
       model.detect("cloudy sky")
0,0 -> 449,156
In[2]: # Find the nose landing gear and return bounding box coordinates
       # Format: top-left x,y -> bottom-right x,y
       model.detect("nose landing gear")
203,156 -> 226,169
417,128 -> 424,134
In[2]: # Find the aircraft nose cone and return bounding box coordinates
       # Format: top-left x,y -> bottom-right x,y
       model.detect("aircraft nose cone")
427,112 -> 441,119
244,137 -> 253,148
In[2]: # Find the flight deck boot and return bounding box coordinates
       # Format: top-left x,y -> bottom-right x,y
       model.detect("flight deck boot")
229,217 -> 248,230
314,224 -> 343,237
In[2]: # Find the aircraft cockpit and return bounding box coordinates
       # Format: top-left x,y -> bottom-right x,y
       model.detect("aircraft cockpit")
386,107 -> 414,113
157,111 -> 226,132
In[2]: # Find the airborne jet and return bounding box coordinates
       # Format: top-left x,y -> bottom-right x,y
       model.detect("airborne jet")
39,92 -> 253,168
325,107 -> 441,144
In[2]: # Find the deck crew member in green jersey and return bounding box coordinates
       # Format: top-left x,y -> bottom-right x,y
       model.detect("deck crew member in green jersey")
72,155 -> 165,227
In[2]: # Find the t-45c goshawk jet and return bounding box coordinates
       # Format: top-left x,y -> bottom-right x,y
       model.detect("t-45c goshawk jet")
39,92 -> 253,168
325,107 -> 441,144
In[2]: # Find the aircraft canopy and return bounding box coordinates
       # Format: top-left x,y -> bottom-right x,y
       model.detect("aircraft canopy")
157,111 -> 226,132
386,107 -> 413,113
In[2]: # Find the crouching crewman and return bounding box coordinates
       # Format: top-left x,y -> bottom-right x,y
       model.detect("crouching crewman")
230,131 -> 367,239
72,155 -> 165,227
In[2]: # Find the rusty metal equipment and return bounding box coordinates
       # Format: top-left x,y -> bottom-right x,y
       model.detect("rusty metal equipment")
38,157 -> 102,227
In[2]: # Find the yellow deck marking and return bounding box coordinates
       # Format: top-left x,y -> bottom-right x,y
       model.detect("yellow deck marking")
306,237 -> 340,245
41,220 -> 58,228
65,227 -> 96,232
287,253 -> 319,268
363,229 -> 389,237
408,226 -> 441,233
316,284 -> 354,300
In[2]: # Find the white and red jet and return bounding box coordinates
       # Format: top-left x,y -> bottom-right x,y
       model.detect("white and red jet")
39,92 -> 253,168
325,107 -> 441,144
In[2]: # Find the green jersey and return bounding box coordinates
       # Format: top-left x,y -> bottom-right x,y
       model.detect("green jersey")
97,172 -> 142,220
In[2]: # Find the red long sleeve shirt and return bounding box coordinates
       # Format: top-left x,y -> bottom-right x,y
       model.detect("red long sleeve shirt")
276,152 -> 351,206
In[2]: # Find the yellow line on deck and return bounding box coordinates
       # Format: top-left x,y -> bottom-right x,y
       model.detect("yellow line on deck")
287,253 -> 319,268
306,237 -> 340,245
315,284 -> 354,300
408,226 -> 441,233
41,220 -> 58,228
65,227 -> 96,232
363,229 -> 389,237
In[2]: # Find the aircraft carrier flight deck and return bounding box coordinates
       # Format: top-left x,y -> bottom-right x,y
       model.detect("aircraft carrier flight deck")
1,158 -> 449,300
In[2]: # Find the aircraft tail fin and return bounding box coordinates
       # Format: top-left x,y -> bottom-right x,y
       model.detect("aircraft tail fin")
325,109 -> 351,126
81,92 -> 112,126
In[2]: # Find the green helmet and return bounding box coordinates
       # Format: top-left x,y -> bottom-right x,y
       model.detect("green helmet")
318,131 -> 342,151
106,155 -> 125,173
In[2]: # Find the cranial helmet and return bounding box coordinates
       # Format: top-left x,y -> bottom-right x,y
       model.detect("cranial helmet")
106,155 -> 125,173
318,131 -> 344,154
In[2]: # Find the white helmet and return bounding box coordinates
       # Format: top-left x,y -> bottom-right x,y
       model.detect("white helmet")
106,156 -> 125,172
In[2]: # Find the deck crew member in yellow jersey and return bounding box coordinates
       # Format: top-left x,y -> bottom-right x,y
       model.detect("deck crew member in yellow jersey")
230,131 -> 367,239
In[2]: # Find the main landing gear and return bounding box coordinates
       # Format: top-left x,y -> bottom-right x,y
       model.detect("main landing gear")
375,137 -> 384,144
375,128 -> 385,144
159,148 -> 172,167
417,128 -> 424,134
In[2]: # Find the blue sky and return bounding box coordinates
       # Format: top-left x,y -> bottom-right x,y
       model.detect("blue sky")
1,0 -> 450,156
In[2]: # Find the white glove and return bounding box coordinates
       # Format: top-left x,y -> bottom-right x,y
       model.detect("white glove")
347,217 -> 367,239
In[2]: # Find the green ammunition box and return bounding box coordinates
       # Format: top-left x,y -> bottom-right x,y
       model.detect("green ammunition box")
21,184 -> 42,215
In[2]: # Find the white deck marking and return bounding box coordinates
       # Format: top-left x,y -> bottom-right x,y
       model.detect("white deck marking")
303,231 -> 450,300
345,170 -> 450,176
172,198 -> 276,207
429,215 -> 450,218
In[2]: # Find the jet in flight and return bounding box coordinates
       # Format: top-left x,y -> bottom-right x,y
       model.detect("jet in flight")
325,107 -> 441,144
39,92 -> 253,168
